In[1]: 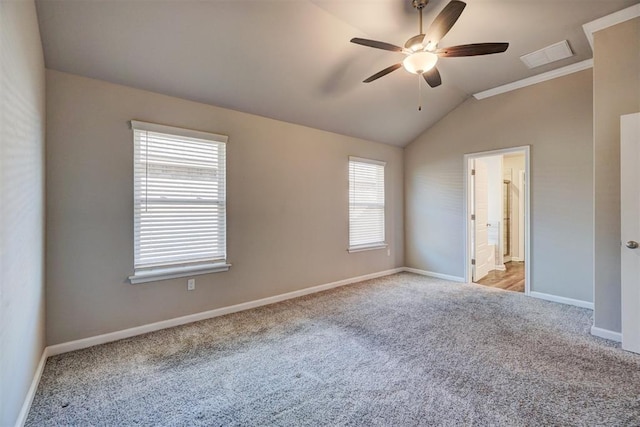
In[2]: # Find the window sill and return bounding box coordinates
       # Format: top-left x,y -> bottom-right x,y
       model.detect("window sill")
348,243 -> 388,253
129,262 -> 231,284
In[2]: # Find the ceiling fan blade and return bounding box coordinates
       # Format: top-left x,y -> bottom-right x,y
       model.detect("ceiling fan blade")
350,38 -> 403,52
423,67 -> 442,88
363,63 -> 402,83
422,1 -> 466,45
436,42 -> 509,57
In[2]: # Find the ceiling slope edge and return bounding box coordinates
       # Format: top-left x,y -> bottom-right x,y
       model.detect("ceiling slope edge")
583,3 -> 640,51
473,59 -> 592,100
473,4 -> 640,101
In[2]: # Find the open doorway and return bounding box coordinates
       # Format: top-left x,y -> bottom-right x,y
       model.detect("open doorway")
464,147 -> 530,294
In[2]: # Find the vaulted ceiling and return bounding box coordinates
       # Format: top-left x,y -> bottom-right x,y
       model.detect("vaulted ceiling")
35,0 -> 636,146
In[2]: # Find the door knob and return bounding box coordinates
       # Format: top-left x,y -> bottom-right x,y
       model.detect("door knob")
626,241 -> 639,249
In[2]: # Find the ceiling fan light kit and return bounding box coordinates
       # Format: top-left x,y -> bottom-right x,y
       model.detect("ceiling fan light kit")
403,51 -> 438,74
350,0 -> 509,108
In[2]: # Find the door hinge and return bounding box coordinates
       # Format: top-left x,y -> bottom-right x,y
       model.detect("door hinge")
471,259 -> 476,265
471,169 -> 476,176
471,214 -> 476,220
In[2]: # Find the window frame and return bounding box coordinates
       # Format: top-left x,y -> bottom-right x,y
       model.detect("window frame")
348,156 -> 388,253
128,120 -> 230,284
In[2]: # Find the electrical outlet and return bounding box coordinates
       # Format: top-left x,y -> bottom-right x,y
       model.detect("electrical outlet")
187,279 -> 195,291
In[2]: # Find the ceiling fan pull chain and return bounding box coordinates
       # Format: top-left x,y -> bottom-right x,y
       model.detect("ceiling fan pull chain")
418,74 -> 422,111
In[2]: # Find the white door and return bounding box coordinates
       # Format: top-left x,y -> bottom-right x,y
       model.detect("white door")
621,112 -> 640,354
518,171 -> 525,261
473,159 -> 490,281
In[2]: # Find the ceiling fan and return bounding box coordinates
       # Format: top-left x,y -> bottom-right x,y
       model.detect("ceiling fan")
351,0 -> 509,91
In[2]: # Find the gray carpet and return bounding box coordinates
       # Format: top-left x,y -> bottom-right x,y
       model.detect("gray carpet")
27,273 -> 640,426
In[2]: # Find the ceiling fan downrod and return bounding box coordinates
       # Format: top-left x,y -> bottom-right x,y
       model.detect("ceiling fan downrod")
413,0 -> 429,34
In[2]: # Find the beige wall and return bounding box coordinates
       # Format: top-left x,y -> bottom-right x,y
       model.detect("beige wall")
405,70 -> 594,302
45,70 -> 404,345
593,17 -> 640,332
0,0 -> 46,425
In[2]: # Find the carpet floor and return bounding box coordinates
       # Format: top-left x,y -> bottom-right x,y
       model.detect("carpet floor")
27,273 -> 640,426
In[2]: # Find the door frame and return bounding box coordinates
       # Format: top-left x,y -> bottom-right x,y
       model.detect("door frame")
463,146 -> 531,295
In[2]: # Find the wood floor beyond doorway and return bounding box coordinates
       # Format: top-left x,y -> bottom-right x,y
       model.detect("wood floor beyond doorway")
475,262 -> 524,293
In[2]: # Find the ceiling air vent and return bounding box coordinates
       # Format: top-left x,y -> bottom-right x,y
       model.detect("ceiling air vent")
520,40 -> 573,69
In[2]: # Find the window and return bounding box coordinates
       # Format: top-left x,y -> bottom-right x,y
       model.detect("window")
128,121 -> 229,284
348,156 -> 387,252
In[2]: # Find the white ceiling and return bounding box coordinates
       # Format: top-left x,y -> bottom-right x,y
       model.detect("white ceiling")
35,0 -> 636,147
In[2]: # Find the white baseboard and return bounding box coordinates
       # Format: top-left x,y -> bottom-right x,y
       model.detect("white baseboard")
590,326 -> 622,343
510,257 -> 524,262
47,268 -> 404,356
22,268 -> 403,425
14,347 -> 49,427
18,267 -> 595,424
403,267 -> 466,283
529,291 -> 594,310
494,264 -> 506,271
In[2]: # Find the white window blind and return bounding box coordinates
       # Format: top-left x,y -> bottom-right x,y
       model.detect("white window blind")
349,157 -> 386,251
130,121 -> 228,282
